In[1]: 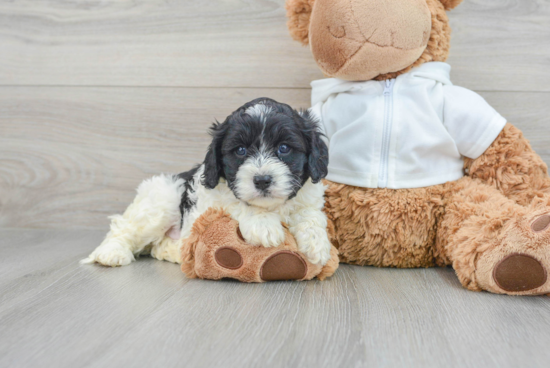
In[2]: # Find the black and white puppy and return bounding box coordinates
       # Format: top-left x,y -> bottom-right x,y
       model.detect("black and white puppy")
82,98 -> 332,267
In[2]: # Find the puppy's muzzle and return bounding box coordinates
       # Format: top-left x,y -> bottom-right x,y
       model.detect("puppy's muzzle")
253,175 -> 273,191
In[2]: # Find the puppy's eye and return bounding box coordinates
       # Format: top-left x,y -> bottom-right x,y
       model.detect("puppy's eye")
278,144 -> 291,155
235,147 -> 247,156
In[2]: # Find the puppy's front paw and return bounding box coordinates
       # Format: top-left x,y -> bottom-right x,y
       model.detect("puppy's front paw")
81,241 -> 135,267
240,220 -> 285,248
294,226 -> 332,266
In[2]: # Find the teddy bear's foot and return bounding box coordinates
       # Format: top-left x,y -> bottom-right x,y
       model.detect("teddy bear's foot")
214,248 -> 308,281
182,208 -> 339,283
259,251 -> 308,281
474,212 -> 550,295
493,253 -> 547,293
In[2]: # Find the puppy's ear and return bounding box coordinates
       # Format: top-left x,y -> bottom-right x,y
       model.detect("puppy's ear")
202,121 -> 227,189
438,0 -> 463,10
286,0 -> 316,45
300,110 -> 328,184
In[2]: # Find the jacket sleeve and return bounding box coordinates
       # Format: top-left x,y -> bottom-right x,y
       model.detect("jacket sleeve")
442,85 -> 507,159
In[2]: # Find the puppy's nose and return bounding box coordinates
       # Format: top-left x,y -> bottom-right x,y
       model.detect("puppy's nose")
253,175 -> 273,190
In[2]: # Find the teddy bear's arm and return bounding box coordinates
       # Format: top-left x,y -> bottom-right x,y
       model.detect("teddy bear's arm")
464,123 -> 550,206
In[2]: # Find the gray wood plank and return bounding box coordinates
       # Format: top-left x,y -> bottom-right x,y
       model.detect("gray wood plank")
353,266 -> 550,367
1,87 -> 549,229
0,229 -> 106,311
448,0 -> 550,92
0,86 -> 311,229
1,229 -> 549,368
0,0 -> 548,91
0,229 -> 188,368
86,266 -> 367,368
0,0 -> 323,88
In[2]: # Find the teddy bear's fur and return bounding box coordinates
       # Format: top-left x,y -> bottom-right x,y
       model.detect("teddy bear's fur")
287,0 -> 550,295
181,208 -> 339,283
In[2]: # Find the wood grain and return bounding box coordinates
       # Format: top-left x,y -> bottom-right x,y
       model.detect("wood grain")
0,87 -> 311,229
0,0 -> 548,91
0,229 -> 549,368
0,0 -> 323,88
448,0 -> 550,92
1,87 -> 549,229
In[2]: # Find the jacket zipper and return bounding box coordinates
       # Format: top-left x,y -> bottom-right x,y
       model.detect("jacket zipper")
378,79 -> 395,188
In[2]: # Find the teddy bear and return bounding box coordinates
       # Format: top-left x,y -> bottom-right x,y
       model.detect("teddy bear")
180,208 -> 339,282
286,0 -> 550,295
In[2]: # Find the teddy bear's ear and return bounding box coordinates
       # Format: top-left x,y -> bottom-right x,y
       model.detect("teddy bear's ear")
439,0 -> 463,10
286,0 -> 315,45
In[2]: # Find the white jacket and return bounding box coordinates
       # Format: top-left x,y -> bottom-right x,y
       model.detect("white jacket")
310,62 -> 507,189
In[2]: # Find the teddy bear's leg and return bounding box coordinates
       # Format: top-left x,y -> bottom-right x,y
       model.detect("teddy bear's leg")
464,123 -> 550,206
323,180 -> 447,268
181,209 -> 338,282
437,177 -> 550,295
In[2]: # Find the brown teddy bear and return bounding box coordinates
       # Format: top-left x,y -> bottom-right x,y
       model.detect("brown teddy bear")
286,0 -> 550,295
181,208 -> 339,282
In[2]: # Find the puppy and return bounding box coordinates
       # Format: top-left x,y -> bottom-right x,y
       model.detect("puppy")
82,98 -> 332,268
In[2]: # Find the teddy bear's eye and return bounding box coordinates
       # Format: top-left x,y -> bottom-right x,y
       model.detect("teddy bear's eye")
328,25 -> 346,39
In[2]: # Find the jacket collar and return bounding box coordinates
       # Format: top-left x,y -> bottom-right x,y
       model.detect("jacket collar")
311,62 -> 453,105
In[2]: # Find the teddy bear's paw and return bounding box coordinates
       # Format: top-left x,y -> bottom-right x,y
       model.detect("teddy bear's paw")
492,213 -> 550,294
260,251 -> 308,281
211,243 -> 310,282
493,253 -> 547,293
475,212 -> 550,295
293,226 -> 332,266
80,241 -> 135,267
239,220 -> 286,248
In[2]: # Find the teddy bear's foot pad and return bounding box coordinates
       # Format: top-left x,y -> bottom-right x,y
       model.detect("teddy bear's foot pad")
493,253 -> 547,292
215,247 -> 243,270
532,214 -> 550,232
260,251 -> 307,281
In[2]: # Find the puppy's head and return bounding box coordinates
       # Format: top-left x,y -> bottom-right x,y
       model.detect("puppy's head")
202,98 -> 328,209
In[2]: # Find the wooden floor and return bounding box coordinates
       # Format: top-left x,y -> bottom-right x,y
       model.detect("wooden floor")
0,229 -> 550,368
1,229 -> 550,368
2,1 -> 550,367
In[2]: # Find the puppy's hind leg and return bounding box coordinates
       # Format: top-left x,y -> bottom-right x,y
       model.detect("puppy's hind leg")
150,237 -> 182,264
81,174 -> 184,267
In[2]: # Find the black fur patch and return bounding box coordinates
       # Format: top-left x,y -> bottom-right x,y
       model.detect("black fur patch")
176,165 -> 201,226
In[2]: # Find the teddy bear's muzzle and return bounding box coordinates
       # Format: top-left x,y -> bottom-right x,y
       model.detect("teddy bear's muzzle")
309,0 -> 432,80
